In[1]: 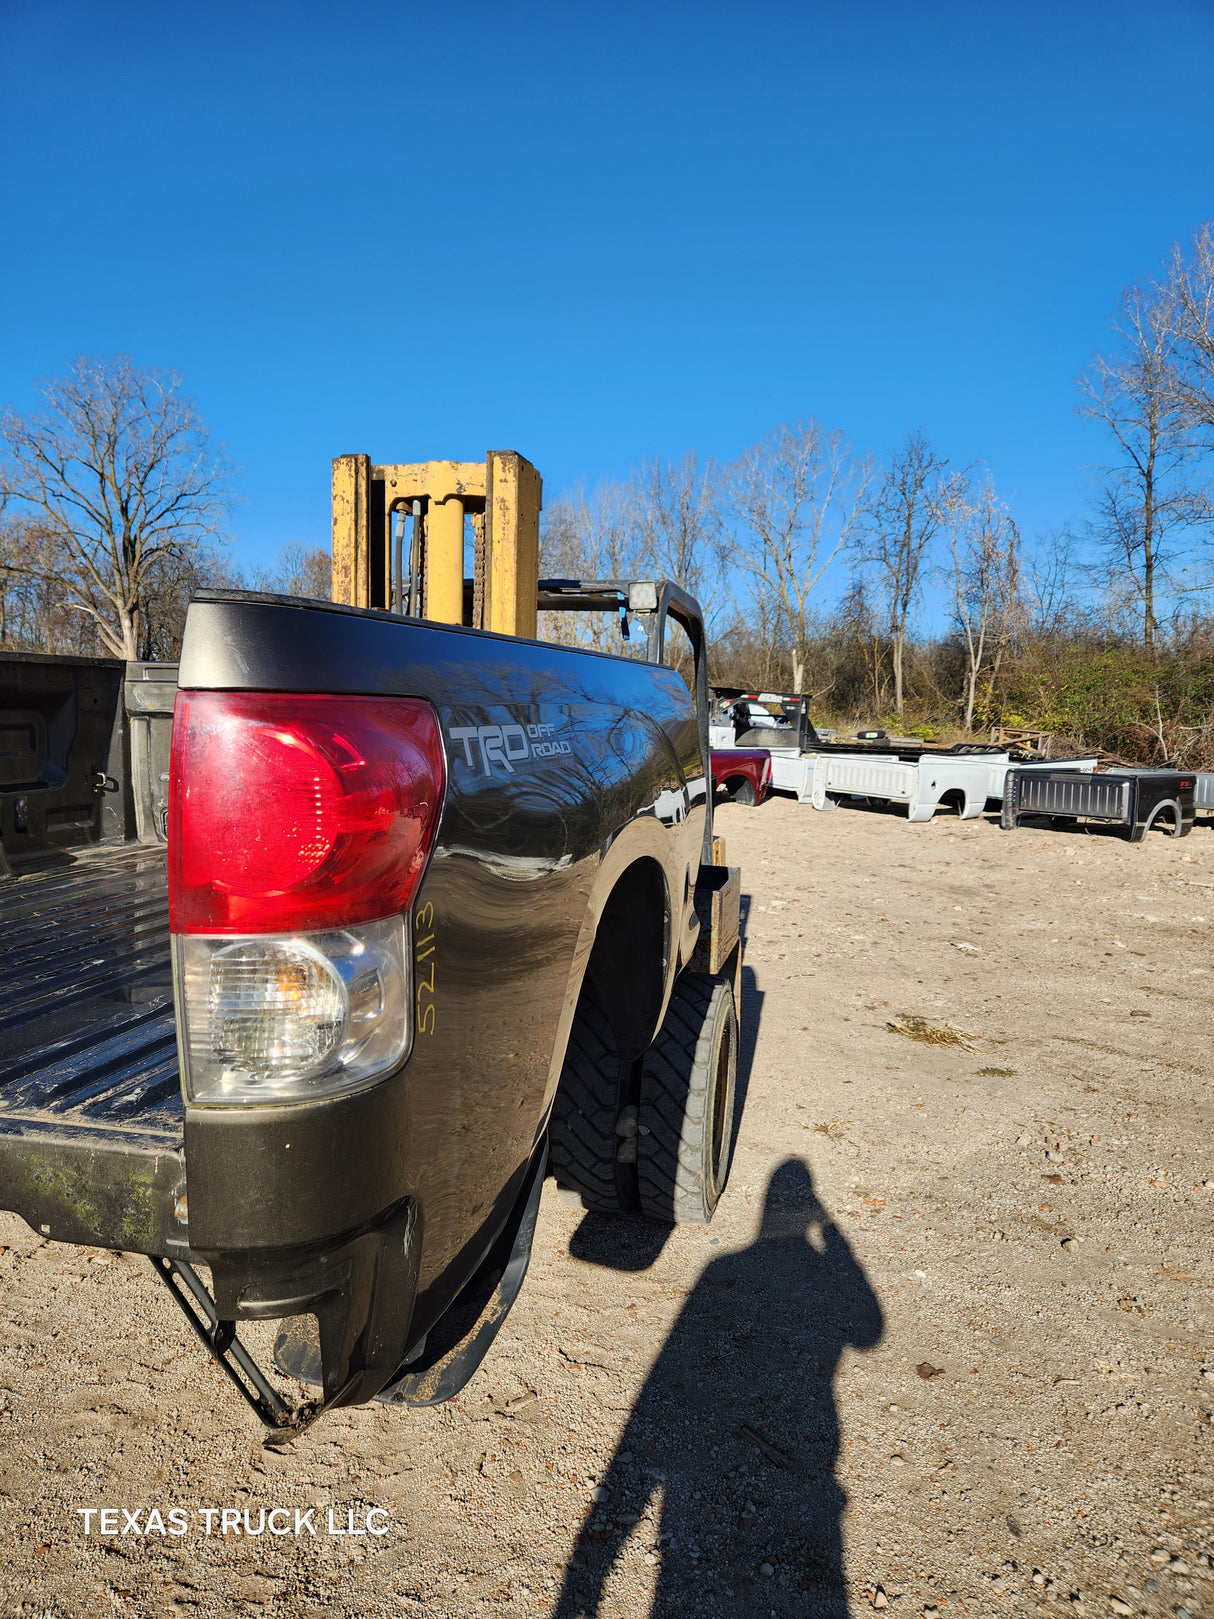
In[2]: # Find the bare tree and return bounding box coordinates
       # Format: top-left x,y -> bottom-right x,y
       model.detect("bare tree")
864,431 -> 949,718
138,546 -> 234,663
1077,276 -> 1211,649
0,355 -> 232,658
944,476 -> 1020,732
632,453 -> 725,625
1023,525 -> 1085,643
1166,219 -> 1214,439
0,516 -> 107,654
537,482 -> 642,652
728,420 -> 870,694
0,518 -> 42,648
832,576 -> 889,715
248,541 -> 332,600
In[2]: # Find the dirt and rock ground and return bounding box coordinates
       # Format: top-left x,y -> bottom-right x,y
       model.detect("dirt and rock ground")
1,795 -> 1212,1619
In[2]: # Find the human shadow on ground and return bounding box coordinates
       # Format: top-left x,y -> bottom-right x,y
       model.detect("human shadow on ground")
554,1158 -> 883,1619
567,964 -> 764,1275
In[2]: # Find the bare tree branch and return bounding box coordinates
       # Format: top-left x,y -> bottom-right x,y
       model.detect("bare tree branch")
862,431 -> 950,719
538,483 -> 644,653
727,420 -> 871,695
1166,219 -> 1214,441
1077,274 -> 1211,649
0,355 -> 233,658
944,474 -> 1020,732
632,453 -> 727,629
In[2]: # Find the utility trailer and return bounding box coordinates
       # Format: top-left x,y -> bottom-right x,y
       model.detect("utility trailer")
1001,767 -> 1195,842
709,704 -> 819,805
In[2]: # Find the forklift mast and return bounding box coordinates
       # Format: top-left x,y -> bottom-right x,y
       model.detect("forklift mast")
330,451 -> 542,639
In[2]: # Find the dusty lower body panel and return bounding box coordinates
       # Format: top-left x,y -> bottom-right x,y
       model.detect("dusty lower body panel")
0,845 -> 188,1255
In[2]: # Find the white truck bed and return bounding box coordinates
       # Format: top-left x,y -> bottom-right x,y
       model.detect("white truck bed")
811,752 -> 991,820
709,725 -> 1097,821
813,752 -> 1098,820
769,750 -> 815,802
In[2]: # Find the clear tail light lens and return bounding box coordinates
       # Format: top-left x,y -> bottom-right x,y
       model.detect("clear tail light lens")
169,693 -> 445,1106
175,917 -> 408,1105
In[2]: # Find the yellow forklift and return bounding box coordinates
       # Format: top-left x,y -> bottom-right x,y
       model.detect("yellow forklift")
330,449 -> 542,636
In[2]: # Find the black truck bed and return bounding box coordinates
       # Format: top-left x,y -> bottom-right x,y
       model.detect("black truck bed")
0,845 -> 188,1254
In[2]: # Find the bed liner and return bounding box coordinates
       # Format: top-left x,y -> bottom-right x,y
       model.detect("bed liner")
0,845 -> 187,1254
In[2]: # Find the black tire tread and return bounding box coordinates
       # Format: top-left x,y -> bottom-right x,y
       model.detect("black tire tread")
637,975 -> 737,1225
548,994 -> 633,1213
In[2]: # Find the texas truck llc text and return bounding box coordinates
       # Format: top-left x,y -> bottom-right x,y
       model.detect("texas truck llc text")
76,1507 -> 391,1538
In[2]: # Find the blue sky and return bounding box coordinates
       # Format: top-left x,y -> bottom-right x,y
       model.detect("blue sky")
2,0 -> 1213,588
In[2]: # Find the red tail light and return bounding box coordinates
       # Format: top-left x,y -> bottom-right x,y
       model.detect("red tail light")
169,692 -> 446,934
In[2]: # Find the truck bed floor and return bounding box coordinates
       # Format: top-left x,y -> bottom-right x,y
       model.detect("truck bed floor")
0,846 -> 180,1148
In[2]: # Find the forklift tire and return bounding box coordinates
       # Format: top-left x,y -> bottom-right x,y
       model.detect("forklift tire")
548,992 -> 637,1214
637,974 -> 738,1225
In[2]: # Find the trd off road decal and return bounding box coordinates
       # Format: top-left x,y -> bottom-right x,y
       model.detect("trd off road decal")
448,722 -> 571,775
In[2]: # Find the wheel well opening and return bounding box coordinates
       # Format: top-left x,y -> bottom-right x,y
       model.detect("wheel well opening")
938,789 -> 966,815
583,858 -> 669,1062
1146,800 -> 1180,834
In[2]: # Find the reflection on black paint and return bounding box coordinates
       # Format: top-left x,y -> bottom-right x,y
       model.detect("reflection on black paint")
555,1160 -> 883,1619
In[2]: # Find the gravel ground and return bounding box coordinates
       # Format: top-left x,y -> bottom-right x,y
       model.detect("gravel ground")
0,795 -> 1211,1619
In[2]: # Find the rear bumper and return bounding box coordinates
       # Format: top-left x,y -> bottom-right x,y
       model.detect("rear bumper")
178,1068 -> 420,1404
0,1122 -> 187,1254
271,1139 -> 548,1410
206,1196 -> 422,1409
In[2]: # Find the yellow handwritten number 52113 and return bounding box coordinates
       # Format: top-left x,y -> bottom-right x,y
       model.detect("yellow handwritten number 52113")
415,902 -> 436,1035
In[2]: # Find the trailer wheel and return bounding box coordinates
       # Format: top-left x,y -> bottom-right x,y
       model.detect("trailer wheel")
548,992 -> 637,1214
637,975 -> 738,1224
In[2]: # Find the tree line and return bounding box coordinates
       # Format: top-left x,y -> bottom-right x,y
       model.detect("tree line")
540,222 -> 1214,759
3,224 -> 1213,760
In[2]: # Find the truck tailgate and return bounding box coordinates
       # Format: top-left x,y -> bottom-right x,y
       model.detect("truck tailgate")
0,846 -> 187,1254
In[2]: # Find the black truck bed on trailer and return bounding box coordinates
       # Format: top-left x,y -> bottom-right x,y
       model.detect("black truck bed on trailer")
0,845 -> 187,1253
